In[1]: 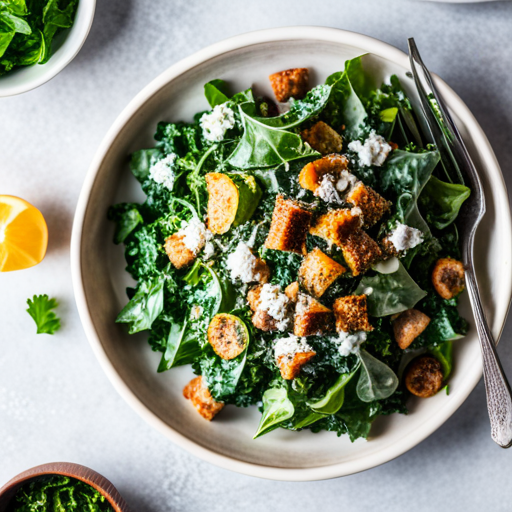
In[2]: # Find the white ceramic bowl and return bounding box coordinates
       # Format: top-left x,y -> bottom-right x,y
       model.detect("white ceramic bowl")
0,0 -> 95,97
71,27 -> 512,481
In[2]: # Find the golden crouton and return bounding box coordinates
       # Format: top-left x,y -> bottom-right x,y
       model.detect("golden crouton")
264,195 -> 312,255
277,351 -> 316,380
207,313 -> 248,360
333,295 -> 373,333
164,234 -> 196,269
294,294 -> 334,336
345,182 -> 391,228
301,121 -> 343,155
309,208 -> 362,246
285,281 -> 299,302
380,235 -> 400,259
432,258 -> 465,300
269,68 -> 309,102
299,248 -> 346,298
405,356 -> 444,398
183,376 -> 224,421
340,231 -> 382,276
298,154 -> 349,193
393,309 -> 430,349
247,285 -> 278,331
247,285 -> 263,312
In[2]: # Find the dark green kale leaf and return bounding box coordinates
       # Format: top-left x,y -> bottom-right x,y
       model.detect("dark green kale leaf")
107,203 -> 143,244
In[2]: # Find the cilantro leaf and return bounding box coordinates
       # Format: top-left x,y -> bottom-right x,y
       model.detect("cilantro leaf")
26,294 -> 61,334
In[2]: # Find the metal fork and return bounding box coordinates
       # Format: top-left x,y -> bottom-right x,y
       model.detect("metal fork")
408,38 -> 512,448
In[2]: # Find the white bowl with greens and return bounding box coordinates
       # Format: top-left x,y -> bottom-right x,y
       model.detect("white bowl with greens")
72,27 -> 512,480
0,0 -> 95,97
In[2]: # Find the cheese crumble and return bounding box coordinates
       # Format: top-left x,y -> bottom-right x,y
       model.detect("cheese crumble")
348,130 -> 392,167
200,104 -> 235,142
226,242 -> 261,283
178,218 -> 212,255
149,153 -> 177,190
388,223 -> 424,252
274,334 -> 313,360
332,331 -> 367,357
257,284 -> 291,331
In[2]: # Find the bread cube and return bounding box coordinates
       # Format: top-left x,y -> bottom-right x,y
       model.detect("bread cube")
340,231 -> 382,276
393,309 -> 431,349
345,182 -> 391,228
285,281 -> 299,302
298,154 -> 349,193
432,258 -> 465,300
164,234 -> 196,269
277,351 -> 316,380
309,208 -> 362,246
183,376 -> 224,421
299,248 -> 346,298
333,295 -> 373,333
294,294 -> 334,336
264,195 -> 312,255
269,68 -> 309,102
301,121 -> 343,155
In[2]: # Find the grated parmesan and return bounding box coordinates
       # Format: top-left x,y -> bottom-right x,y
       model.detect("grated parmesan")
257,284 -> 291,331
149,153 -> 177,190
332,331 -> 367,357
200,104 -> 235,142
226,242 -> 261,283
274,334 -> 313,361
388,223 -> 424,252
348,130 -> 392,167
315,174 -> 342,204
336,170 -> 359,193
178,218 -> 212,255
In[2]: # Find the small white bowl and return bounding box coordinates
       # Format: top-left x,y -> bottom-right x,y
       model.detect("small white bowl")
72,27 -> 512,481
0,0 -> 95,97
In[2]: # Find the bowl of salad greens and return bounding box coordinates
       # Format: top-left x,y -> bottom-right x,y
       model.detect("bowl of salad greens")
72,27 -> 512,480
0,462 -> 131,511
0,0 -> 95,97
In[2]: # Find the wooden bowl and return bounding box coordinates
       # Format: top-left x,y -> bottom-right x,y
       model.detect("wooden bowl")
0,463 -> 131,512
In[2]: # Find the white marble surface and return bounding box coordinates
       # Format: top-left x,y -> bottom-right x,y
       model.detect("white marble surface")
1,0 -> 512,510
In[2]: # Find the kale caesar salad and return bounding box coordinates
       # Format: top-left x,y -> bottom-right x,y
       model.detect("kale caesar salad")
108,56 -> 471,441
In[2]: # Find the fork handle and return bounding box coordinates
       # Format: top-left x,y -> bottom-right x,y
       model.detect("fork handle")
465,266 -> 512,448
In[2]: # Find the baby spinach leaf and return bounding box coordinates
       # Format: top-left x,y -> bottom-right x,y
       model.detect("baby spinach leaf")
228,103 -> 320,169
419,175 -> 471,230
0,11 -> 31,33
0,0 -> 27,16
380,149 -> 441,236
356,349 -> 399,402
116,279 -> 164,334
0,20 -> 14,58
307,367 -> 359,414
108,204 -> 143,244
355,261 -> 427,317
253,387 -> 295,439
204,79 -> 230,107
130,148 -> 162,182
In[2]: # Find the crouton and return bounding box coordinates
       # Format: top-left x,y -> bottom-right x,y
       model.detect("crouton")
309,208 -> 362,247
298,154 -> 349,193
380,235 -> 400,259
340,231 -> 382,276
183,376 -> 224,421
164,234 -> 196,269
294,294 -> 334,336
345,182 -> 391,228
432,258 -> 465,300
299,248 -> 346,298
277,351 -> 316,380
247,285 -> 279,331
269,68 -> 309,102
405,356 -> 444,398
207,313 -> 249,360
393,309 -> 431,349
264,195 -> 312,254
285,281 -> 299,302
247,285 -> 263,312
301,121 -> 343,155
333,295 -> 373,333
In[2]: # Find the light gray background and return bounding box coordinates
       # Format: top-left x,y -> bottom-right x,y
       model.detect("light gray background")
1,1 -> 512,510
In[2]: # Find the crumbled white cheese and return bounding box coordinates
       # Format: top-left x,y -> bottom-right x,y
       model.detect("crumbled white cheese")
363,287 -> 374,296
203,241 -> 215,260
257,284 -> 291,331
200,104 -> 235,142
348,130 -> 392,167
336,170 -> 359,193
190,305 -> 203,320
315,174 -> 342,203
388,223 -> 424,252
226,242 -> 261,283
332,331 -> 367,357
149,153 -> 177,190
178,217 -> 211,255
296,294 -> 313,316
274,334 -> 313,360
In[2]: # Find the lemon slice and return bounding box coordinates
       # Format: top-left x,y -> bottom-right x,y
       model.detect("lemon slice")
0,195 -> 48,272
